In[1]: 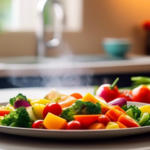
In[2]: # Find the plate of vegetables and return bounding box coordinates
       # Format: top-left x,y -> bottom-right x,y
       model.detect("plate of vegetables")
1,85 -> 150,139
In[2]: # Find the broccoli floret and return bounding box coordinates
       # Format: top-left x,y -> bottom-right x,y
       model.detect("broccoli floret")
61,100 -> 101,121
9,93 -> 30,106
0,107 -> 31,128
122,105 -> 141,122
61,108 -> 76,121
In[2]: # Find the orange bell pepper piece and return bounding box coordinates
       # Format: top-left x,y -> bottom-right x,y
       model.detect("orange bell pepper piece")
118,115 -> 140,128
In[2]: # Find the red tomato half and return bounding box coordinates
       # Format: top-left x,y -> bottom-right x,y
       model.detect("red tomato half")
97,115 -> 110,126
66,120 -> 81,130
43,103 -> 62,118
32,120 -> 45,129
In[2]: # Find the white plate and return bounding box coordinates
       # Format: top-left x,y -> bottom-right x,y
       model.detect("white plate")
0,102 -> 150,139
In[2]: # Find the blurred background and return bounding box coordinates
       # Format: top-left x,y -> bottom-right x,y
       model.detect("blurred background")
0,0 -> 150,88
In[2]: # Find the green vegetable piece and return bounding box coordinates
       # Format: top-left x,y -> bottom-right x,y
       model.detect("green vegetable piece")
122,105 -> 141,122
138,113 -> 149,126
61,100 -> 101,121
122,105 -> 128,111
143,119 -> 150,126
0,107 -> 31,128
9,93 -> 30,106
126,108 -> 133,118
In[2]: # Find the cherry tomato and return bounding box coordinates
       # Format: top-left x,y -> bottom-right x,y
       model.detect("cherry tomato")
66,120 -> 82,130
132,85 -> 150,103
43,103 -> 62,118
32,120 -> 45,129
97,115 -> 110,126
70,93 -> 83,99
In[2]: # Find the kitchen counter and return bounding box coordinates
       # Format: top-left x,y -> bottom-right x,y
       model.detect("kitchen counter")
0,87 -> 150,150
0,55 -> 150,77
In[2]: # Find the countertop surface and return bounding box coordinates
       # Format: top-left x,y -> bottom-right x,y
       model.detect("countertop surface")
0,55 -> 150,77
0,87 -> 150,150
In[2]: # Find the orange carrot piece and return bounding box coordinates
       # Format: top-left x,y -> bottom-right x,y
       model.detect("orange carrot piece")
88,123 -> 105,130
116,121 -> 127,128
105,107 -> 124,121
101,105 -> 112,114
58,96 -> 77,108
70,93 -> 83,99
118,115 -> 140,128
113,105 -> 126,113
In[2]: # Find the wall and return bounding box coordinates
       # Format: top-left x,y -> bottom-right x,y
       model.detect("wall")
0,0 -> 150,57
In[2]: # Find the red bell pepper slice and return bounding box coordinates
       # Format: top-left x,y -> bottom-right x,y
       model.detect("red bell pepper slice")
74,115 -> 101,129
118,115 -> 140,128
0,110 -> 11,116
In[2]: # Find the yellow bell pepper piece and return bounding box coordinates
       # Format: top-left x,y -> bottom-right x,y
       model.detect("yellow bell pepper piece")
43,113 -> 67,129
32,104 -> 45,119
139,105 -> 150,114
30,99 -> 50,105
106,122 -> 120,129
82,93 -> 108,107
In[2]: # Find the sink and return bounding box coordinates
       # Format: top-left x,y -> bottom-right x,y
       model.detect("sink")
0,54 -> 128,64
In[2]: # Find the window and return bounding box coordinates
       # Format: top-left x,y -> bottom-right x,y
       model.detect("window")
0,0 -> 83,32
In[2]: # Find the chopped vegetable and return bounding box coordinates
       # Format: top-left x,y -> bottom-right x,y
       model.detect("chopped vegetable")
0,107 -> 31,128
9,93 -> 30,106
108,97 -> 127,107
61,100 -> 101,121
32,104 -> 45,119
32,120 -> 45,129
74,115 -> 102,128
139,105 -> 150,114
43,113 -> 67,129
105,107 -> 124,121
43,103 -> 62,118
116,121 -> 127,128
30,99 -> 50,105
66,120 -> 81,130
97,115 -> 110,126
118,115 -> 140,128
70,93 -> 83,99
138,113 -> 149,126
14,100 -> 31,109
0,110 -> 11,116
88,123 -> 105,130
58,96 -> 77,108
106,122 -> 119,129
122,105 -> 141,122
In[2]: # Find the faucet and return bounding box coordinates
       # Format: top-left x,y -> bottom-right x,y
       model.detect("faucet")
36,0 -> 64,57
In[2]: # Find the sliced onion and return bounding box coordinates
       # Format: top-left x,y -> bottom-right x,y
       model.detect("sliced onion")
14,100 -> 31,109
108,97 -> 127,107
